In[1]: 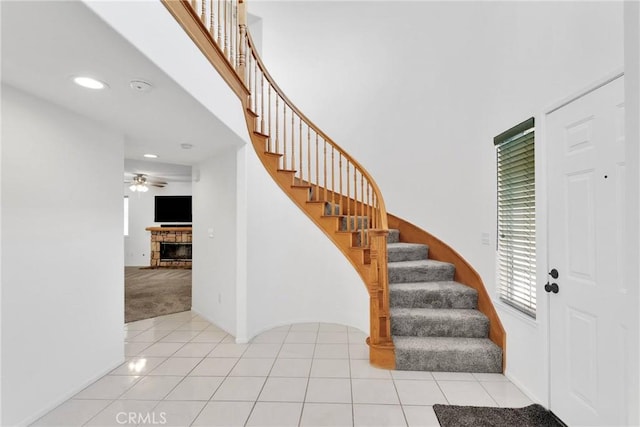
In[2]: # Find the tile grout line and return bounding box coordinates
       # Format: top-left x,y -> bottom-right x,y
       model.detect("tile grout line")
296,326 -> 318,427
347,332 -> 356,427
134,317 -> 205,424
242,323 -> 293,426
433,377 -> 451,406
81,317 -> 192,426
190,327 -> 263,426
390,373 -> 410,426
476,379 -> 502,408
129,317 -> 231,426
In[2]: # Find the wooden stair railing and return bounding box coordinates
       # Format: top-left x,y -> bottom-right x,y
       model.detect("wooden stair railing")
241,31 -> 395,368
161,0 -> 506,371
163,0 -> 394,367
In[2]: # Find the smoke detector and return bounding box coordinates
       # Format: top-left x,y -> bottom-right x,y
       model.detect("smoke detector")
129,80 -> 153,93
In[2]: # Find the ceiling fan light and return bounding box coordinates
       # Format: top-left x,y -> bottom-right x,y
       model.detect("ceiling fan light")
129,182 -> 149,192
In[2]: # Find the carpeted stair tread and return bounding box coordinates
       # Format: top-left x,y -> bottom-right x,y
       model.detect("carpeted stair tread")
390,281 -> 478,309
339,216 -> 369,231
393,336 -> 502,373
324,202 -> 340,216
385,230 -> 503,372
388,259 -> 455,283
387,242 -> 429,262
390,308 -> 489,338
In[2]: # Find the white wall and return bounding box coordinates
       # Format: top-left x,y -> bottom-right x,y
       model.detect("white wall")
624,2 -> 640,423
247,0 -> 624,404
192,141 -> 370,342
192,149 -> 239,335
1,85 -> 124,426
245,143 -> 369,339
125,181 -> 192,266
0,80 -> 4,427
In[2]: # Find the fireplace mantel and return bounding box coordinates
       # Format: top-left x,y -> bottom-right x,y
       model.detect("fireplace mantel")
146,227 -> 192,268
145,227 -> 192,232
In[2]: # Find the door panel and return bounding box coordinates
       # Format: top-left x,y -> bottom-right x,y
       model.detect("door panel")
565,171 -> 596,283
547,76 -> 626,426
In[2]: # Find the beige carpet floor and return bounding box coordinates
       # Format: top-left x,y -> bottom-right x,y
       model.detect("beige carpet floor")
125,267 -> 192,323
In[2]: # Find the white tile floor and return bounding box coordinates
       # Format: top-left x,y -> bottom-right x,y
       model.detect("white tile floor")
32,311 -> 532,426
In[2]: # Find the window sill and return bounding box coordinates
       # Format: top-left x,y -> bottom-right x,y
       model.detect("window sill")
493,298 -> 540,329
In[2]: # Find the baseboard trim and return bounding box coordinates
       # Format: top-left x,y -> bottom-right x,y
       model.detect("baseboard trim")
17,357 -> 124,427
504,370 -> 546,408
189,307 -> 239,341
550,410 -> 569,427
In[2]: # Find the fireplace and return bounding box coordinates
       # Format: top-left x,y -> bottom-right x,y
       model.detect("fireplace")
145,227 -> 193,268
160,243 -> 192,261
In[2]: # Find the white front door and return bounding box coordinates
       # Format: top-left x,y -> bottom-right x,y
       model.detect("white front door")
547,75 -> 627,426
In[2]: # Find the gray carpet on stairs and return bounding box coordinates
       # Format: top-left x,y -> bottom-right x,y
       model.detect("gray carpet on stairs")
339,216 -> 369,230
387,242 -> 429,262
388,229 -> 400,243
388,259 -> 455,283
390,308 -> 489,338
390,281 -> 478,309
393,336 -> 502,372
387,228 -> 502,373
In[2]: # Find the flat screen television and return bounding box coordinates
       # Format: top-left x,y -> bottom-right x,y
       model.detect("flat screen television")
154,196 -> 192,223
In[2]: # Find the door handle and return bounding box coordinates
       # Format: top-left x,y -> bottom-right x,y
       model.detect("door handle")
549,268 -> 559,279
545,282 -> 559,294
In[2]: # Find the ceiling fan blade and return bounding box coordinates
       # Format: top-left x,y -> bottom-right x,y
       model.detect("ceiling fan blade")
150,184 -> 166,188
147,180 -> 168,185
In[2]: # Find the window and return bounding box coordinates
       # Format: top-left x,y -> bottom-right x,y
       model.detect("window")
495,118 -> 536,318
124,196 -> 129,236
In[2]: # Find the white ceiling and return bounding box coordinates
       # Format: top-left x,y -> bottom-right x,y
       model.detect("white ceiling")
1,0 -> 241,182
124,159 -> 192,183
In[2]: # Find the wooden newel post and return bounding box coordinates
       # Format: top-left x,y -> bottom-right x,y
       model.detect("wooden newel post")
237,0 -> 247,84
367,229 -> 395,369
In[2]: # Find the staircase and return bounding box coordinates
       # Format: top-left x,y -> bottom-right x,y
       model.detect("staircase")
162,0 -> 505,373
387,229 -> 502,372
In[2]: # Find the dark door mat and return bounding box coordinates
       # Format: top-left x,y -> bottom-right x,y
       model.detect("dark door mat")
433,403 -> 566,427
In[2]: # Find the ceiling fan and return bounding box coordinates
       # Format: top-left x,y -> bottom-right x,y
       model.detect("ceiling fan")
124,174 -> 167,192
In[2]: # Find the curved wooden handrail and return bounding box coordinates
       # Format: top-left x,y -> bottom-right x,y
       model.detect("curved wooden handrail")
244,37 -> 389,231
162,0 -> 393,364
387,213 -> 506,371
159,0 -> 505,372
240,27 -> 393,365
163,0 -> 249,101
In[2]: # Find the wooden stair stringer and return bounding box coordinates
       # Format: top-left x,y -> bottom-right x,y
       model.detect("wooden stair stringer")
387,213 -> 507,372
160,0 -> 395,368
244,119 -> 374,288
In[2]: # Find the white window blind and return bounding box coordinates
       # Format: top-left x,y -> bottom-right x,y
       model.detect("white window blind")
495,118 -> 536,318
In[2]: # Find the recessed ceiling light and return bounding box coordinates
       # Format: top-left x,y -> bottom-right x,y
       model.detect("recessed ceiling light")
72,76 -> 108,90
143,154 -> 158,159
